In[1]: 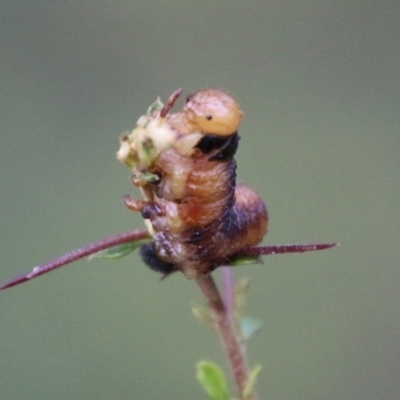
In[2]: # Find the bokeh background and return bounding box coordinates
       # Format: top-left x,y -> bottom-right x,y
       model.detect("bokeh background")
1,2 -> 399,399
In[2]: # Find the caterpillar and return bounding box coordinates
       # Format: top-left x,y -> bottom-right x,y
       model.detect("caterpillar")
117,89 -> 268,279
0,88 -> 335,291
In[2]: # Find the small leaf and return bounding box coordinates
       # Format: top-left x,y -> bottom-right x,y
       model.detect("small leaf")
191,305 -> 216,330
147,97 -> 164,116
230,256 -> 263,266
133,170 -> 160,183
240,317 -> 263,341
196,361 -> 229,400
242,364 -> 262,400
88,239 -> 151,260
141,138 -> 157,160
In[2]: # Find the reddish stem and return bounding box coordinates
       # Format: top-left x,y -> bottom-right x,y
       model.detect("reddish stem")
195,274 -> 256,400
237,242 -> 337,257
0,229 -> 151,290
221,266 -> 235,319
0,239 -> 336,291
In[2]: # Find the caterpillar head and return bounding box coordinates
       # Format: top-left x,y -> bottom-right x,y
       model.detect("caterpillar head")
117,89 -> 244,171
183,89 -> 243,136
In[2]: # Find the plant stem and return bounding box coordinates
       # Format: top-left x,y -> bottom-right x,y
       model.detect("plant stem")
221,266 -> 235,320
0,229 -> 151,290
195,274 -> 257,400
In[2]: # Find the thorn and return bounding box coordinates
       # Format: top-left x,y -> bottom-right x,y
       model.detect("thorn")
0,229 -> 151,290
236,243 -> 338,257
160,88 -> 183,117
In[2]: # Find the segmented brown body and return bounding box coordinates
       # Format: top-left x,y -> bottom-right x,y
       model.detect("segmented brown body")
120,89 -> 268,278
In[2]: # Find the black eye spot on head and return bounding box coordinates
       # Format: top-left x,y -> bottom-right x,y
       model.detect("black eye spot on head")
206,115 -> 213,120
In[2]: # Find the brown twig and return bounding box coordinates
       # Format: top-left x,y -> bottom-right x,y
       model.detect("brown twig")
195,273 -> 257,400
0,229 -> 151,290
236,242 -> 337,257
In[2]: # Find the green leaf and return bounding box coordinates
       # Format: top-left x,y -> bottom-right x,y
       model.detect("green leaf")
133,170 -> 160,183
242,364 -> 262,400
88,239 -> 151,260
191,305 -> 216,330
196,361 -> 229,400
230,256 -> 263,266
240,317 -> 263,341
147,97 -> 164,116
141,138 -> 157,160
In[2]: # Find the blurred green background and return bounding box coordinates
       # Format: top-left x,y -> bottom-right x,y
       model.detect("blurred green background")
1,2 -> 399,399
